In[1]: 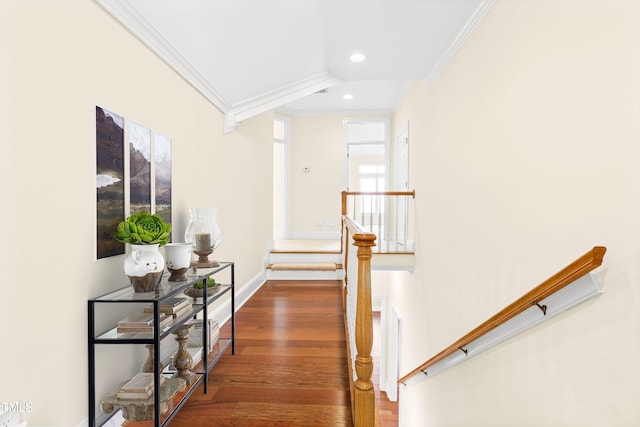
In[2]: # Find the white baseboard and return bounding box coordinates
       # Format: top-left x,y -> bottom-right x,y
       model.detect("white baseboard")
74,414 -> 120,427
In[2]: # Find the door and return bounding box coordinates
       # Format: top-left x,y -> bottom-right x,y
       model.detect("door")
273,118 -> 288,239
394,124 -> 409,249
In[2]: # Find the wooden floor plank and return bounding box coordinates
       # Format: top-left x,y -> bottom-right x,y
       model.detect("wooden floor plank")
169,280 -> 398,426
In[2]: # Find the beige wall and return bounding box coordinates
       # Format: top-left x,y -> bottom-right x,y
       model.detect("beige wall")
391,0 -> 640,425
0,1 -> 272,425
288,116 -> 345,237
286,115 -> 393,237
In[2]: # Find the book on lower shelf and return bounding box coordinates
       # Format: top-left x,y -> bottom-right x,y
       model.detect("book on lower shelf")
143,298 -> 191,316
169,304 -> 193,320
117,312 -> 174,334
116,373 -> 165,400
117,313 -> 158,328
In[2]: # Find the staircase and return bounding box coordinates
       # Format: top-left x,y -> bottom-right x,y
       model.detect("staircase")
267,240 -> 343,280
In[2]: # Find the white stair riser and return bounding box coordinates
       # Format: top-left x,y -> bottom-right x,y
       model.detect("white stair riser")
269,252 -> 342,264
266,269 -> 344,281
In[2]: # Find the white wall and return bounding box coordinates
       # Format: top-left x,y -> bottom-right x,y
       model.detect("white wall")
0,1 -> 272,425
391,1 -> 640,426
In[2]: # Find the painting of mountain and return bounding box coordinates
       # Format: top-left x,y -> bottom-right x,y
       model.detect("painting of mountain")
129,121 -> 151,214
96,106 -> 125,259
154,132 -> 172,228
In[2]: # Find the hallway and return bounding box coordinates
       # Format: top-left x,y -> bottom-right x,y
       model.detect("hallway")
169,280 -> 398,426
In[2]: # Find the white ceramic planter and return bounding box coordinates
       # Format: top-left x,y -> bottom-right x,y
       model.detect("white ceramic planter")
124,244 -> 164,292
164,243 -> 193,281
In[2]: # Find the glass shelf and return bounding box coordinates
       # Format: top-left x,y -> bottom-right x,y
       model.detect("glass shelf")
93,285 -> 232,342
91,262 -> 233,302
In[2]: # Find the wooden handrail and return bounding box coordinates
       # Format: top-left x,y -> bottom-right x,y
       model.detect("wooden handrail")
342,215 -> 377,427
343,215 -> 374,239
398,246 -> 606,384
341,190 -> 416,215
341,190 -> 416,254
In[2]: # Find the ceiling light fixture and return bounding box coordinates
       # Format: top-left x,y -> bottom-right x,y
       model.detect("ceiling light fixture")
350,52 -> 366,63
343,94 -> 353,100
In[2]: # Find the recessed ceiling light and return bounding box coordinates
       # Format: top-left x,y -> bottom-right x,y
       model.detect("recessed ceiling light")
343,94 -> 353,100
350,53 -> 366,63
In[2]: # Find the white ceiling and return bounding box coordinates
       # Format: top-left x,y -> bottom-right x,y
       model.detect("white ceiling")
97,0 -> 495,131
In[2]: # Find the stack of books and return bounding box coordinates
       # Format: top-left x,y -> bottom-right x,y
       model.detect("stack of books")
117,312 -> 173,335
144,297 -> 192,319
116,372 -> 165,400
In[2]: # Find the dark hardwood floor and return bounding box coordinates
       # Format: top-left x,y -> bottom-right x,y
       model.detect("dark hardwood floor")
168,280 -> 398,426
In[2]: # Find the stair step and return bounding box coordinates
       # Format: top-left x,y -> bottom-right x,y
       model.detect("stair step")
269,252 -> 342,264
267,263 -> 343,271
272,239 -> 340,253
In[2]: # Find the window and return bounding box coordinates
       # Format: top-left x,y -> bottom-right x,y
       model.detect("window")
358,164 -> 386,192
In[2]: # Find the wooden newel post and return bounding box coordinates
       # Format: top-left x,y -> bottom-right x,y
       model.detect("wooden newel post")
353,232 -> 376,427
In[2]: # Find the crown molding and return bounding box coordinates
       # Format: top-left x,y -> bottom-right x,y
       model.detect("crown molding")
275,107 -> 393,118
224,72 -> 341,132
424,0 -> 496,83
96,0 -> 343,132
95,0 -> 231,112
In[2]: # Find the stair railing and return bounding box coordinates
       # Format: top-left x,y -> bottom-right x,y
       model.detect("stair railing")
398,246 -> 607,385
342,215 -> 377,426
341,190 -> 415,253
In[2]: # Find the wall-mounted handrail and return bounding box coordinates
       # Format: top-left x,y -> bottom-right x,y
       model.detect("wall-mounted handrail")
398,246 -> 607,385
342,215 -> 378,426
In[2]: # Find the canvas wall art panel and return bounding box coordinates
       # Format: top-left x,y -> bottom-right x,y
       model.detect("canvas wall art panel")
154,132 -> 172,226
129,121 -> 152,214
96,106 -> 125,259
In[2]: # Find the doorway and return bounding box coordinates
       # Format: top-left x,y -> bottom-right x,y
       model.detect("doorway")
273,117 -> 289,239
394,123 -> 410,249
344,119 -> 389,192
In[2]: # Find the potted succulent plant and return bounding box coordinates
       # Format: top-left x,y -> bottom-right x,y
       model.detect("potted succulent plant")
114,211 -> 171,292
184,277 -> 220,300
115,211 -> 171,245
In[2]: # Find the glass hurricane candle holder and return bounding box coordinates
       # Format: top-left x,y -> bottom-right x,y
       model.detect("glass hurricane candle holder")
184,208 -> 221,268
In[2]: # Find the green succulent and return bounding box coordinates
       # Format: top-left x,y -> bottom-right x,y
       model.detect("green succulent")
114,211 -> 171,246
194,277 -> 217,289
